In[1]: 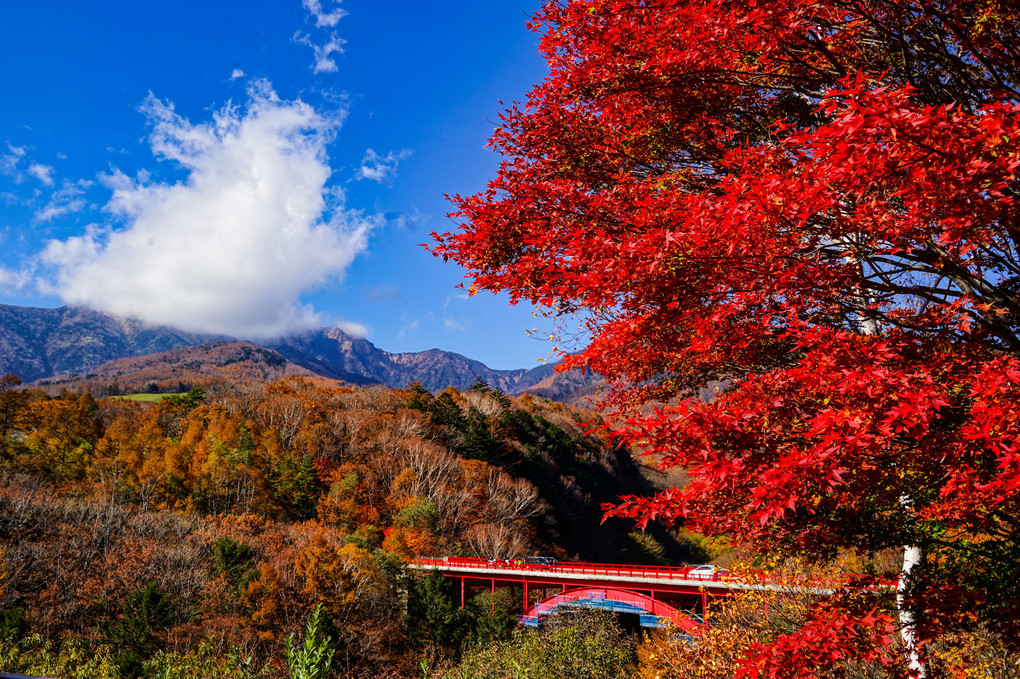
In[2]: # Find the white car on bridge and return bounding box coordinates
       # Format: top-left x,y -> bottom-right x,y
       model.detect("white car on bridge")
688,564 -> 730,579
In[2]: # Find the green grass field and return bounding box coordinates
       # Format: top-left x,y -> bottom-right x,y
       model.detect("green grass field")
112,393 -> 184,402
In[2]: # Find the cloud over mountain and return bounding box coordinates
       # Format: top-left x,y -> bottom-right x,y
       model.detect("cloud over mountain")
40,82 -> 371,339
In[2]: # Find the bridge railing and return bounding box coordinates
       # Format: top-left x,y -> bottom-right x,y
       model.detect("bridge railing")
410,557 -> 896,590
411,556 -> 738,582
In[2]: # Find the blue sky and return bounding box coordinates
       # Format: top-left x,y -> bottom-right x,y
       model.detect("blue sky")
0,0 -> 560,370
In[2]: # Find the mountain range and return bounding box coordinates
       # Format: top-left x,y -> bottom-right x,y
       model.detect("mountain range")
0,304 -> 600,402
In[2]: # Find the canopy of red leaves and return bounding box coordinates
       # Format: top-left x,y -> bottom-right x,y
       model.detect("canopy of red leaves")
433,0 -> 1020,667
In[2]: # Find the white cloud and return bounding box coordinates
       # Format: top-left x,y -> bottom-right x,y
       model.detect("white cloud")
333,319 -> 368,338
295,0 -> 346,74
40,82 -> 372,339
36,179 -> 91,221
444,317 -> 469,333
397,312 -> 429,340
1,144 -> 26,181
3,147 -> 56,187
302,0 -> 346,28
386,208 -> 427,230
311,35 -> 344,74
0,263 -> 32,293
357,148 -> 412,184
230,68 -> 246,80
294,32 -> 345,74
443,292 -> 471,309
27,163 -> 54,186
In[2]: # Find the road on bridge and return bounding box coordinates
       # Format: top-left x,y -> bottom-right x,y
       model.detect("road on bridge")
410,557 -> 894,628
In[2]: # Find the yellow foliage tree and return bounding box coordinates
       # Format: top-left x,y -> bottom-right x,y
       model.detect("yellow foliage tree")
294,536 -> 384,621
241,561 -> 283,641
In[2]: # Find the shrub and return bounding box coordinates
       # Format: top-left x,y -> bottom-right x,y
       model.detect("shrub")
444,609 -> 636,679
284,604 -> 336,679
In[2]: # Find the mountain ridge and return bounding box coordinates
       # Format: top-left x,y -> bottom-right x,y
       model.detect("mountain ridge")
0,304 -> 229,383
0,303 -> 601,403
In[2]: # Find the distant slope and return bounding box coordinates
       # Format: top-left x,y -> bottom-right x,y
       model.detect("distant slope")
0,304 -> 226,383
33,341 -> 318,395
1,303 -> 602,402
269,327 -> 604,397
267,327 -> 532,393
508,362 -> 604,407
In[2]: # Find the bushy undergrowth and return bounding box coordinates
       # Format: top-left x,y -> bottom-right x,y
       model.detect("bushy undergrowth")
439,609 -> 637,679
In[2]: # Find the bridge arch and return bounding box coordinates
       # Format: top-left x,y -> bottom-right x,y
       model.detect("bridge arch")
519,586 -> 702,633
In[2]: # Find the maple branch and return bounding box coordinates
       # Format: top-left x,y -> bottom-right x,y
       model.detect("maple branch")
922,537 -> 1006,561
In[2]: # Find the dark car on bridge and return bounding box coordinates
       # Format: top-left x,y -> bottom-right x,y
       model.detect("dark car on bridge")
523,556 -> 558,567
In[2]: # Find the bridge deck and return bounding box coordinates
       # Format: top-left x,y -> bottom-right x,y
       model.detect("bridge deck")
409,557 -> 891,596
412,559 -> 732,593
410,558 -> 893,630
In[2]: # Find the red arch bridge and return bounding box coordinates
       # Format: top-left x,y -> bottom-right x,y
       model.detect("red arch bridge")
410,557 -> 875,631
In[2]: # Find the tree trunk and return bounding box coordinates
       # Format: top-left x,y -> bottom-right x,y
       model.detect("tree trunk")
856,257 -> 927,677
897,542 -> 927,677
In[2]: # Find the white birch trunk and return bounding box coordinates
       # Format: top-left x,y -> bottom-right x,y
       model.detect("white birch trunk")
853,254 -> 927,676
897,542 -> 927,677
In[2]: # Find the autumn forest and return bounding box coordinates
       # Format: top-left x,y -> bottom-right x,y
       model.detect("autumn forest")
4,0 -> 1020,677
0,373 -> 687,677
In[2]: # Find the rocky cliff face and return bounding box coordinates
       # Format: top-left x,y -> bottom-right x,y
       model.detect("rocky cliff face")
268,327 -> 532,392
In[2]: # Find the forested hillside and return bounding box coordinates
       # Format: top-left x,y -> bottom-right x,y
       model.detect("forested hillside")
0,375 -> 670,677
29,341 -> 320,396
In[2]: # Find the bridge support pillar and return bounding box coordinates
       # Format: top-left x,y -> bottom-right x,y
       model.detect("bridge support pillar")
523,579 -> 528,613
460,577 -> 465,609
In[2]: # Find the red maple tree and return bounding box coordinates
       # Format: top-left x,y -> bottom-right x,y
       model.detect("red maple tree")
434,1 -> 1020,674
